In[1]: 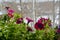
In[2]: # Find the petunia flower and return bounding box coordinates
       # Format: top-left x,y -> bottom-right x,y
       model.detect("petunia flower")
7,9 -> 14,18
48,22 -> 52,26
27,27 -> 33,32
57,28 -> 60,34
8,9 -> 14,14
38,18 -> 45,24
34,22 -> 44,30
16,18 -> 23,24
38,19 -> 42,23
40,18 -> 45,22
26,17 -> 33,25
8,13 -> 13,18
56,25 -> 60,34
5,7 -> 10,10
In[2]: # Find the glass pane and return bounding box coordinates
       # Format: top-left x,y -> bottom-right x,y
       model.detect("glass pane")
21,0 -> 33,18
0,0 -> 21,14
55,0 -> 59,26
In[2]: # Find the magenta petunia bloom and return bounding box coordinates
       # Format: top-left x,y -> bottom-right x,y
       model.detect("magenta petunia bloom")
7,9 -> 14,18
8,13 -> 13,18
57,29 -> 60,34
5,7 -> 10,10
38,19 -> 42,23
8,9 -> 14,14
56,25 -> 60,34
38,18 -> 45,23
37,18 -> 52,26
34,22 -> 44,30
26,17 -> 33,25
27,27 -> 33,32
16,18 -> 23,24
40,18 -> 45,22
48,22 -> 52,26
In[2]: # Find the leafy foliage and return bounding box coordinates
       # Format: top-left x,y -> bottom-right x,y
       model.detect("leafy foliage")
0,13 -> 56,40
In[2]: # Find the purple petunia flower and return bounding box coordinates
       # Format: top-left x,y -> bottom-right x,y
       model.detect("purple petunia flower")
16,18 -> 23,24
8,9 -> 14,14
56,25 -> 60,34
7,9 -> 14,18
34,22 -> 44,30
26,17 -> 33,25
27,27 -> 33,32
5,7 -> 10,10
8,13 -> 13,18
57,29 -> 60,34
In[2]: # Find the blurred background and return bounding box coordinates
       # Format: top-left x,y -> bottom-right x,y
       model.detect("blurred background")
0,0 -> 60,27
